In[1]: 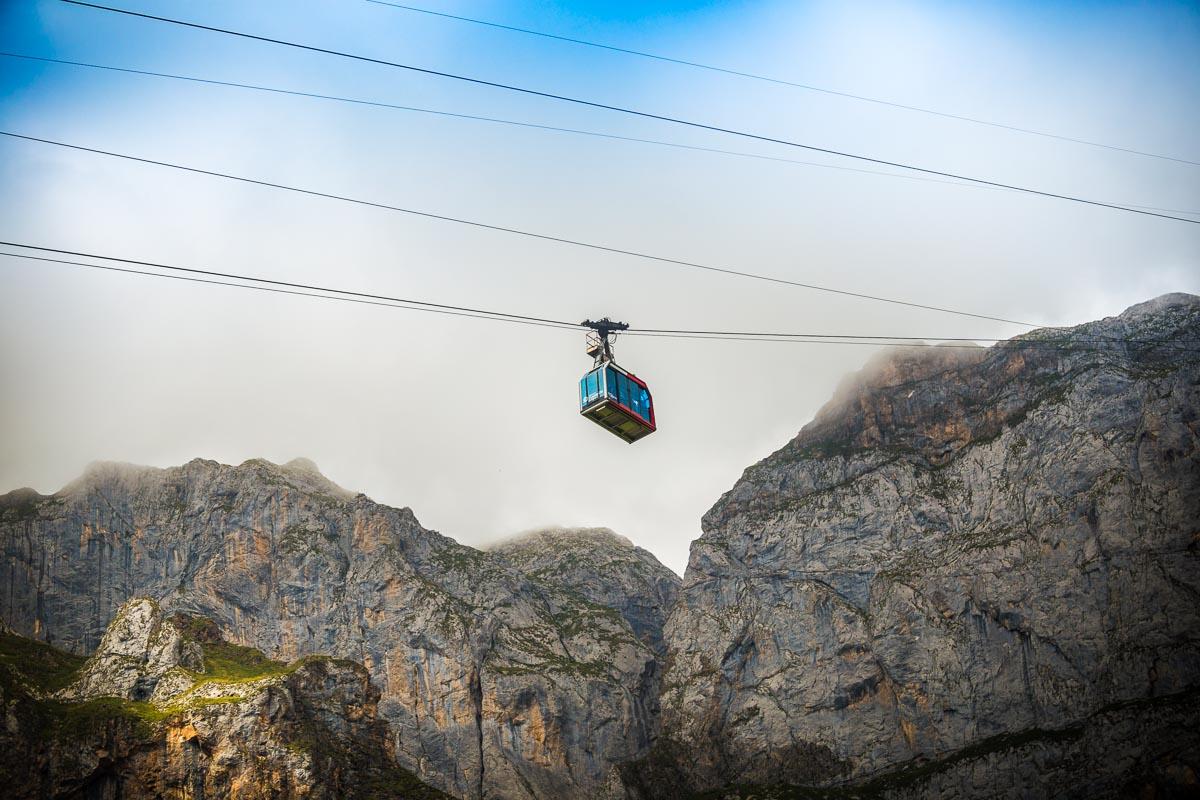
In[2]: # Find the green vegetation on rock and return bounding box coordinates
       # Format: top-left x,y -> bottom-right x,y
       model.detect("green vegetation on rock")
0,631 -> 86,693
193,639 -> 292,683
0,634 -> 161,742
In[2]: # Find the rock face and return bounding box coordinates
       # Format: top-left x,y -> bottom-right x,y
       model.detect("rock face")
629,293 -> 1200,797
491,527 -> 680,656
0,460 -> 677,798
0,597 -> 449,799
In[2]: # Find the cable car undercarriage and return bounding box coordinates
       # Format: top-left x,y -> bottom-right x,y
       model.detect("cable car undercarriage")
579,318 -> 656,443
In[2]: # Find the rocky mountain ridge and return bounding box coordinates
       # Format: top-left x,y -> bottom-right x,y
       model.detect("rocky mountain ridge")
1,456 -> 680,799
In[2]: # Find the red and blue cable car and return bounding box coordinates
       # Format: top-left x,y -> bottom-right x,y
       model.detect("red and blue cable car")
578,319 -> 656,443
579,361 -> 656,443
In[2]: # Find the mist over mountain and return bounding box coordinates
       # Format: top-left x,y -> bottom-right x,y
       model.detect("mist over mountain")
1,294 -> 1197,799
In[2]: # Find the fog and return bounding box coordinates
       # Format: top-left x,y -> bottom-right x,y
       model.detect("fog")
1,0 -> 1197,574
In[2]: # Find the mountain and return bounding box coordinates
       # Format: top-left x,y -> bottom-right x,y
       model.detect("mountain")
0,458 -> 680,799
490,527 -> 680,657
624,292 -> 1200,798
2,293 -> 1197,799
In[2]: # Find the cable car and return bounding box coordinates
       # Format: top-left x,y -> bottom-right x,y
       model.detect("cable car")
578,319 -> 656,443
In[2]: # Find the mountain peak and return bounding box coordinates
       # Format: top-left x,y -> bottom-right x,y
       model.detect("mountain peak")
491,525 -> 681,655
493,525 -> 635,552
1117,291 -> 1198,320
281,457 -> 322,475
237,457 -> 353,499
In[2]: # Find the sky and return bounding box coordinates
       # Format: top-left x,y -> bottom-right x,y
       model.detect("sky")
1,0 -> 1198,575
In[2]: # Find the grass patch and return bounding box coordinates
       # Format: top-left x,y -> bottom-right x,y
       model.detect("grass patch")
189,640 -> 293,685
170,613 -> 294,685
0,632 -> 86,693
0,632 -> 164,741
20,695 -> 165,742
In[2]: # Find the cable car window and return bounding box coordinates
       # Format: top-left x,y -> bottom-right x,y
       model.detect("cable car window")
639,387 -> 651,420
627,382 -> 644,420
586,371 -> 599,402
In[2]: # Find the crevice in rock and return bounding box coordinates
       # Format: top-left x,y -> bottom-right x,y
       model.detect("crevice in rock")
471,664 -> 484,800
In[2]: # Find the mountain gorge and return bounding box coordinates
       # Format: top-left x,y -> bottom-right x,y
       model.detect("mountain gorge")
2,293 -> 1198,798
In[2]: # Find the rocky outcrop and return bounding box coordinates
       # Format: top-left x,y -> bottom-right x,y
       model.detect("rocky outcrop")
0,597 -> 449,799
60,597 -> 203,702
491,527 -> 680,655
0,460 -> 672,798
630,293 -> 1200,797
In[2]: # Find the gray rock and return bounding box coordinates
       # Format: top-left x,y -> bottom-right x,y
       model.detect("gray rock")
490,527 -> 680,656
635,292 -> 1200,796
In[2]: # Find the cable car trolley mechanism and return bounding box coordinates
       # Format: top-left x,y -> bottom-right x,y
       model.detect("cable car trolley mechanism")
578,318 -> 656,443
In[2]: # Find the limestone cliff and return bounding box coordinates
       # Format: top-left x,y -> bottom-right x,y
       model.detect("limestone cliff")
0,597 -> 449,799
626,293 -> 1200,797
0,460 -> 678,799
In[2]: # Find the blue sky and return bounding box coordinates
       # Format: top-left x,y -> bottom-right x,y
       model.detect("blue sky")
1,0 -> 1197,573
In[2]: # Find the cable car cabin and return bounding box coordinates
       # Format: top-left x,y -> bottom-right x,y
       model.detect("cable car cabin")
579,362 -> 656,443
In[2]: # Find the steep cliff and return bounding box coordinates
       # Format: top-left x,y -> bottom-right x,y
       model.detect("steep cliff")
0,597 -> 448,799
0,459 -> 672,799
628,293 -> 1200,798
